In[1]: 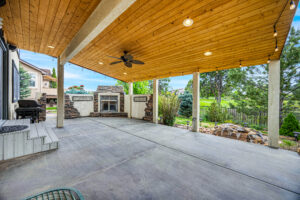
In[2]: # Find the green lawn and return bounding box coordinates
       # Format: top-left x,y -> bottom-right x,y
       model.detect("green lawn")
200,97 -> 236,108
46,107 -> 57,110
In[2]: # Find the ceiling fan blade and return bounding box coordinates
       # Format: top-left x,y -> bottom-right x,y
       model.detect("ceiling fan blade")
124,62 -> 132,68
131,60 -> 144,65
124,54 -> 133,61
110,61 -> 122,65
107,55 -> 122,60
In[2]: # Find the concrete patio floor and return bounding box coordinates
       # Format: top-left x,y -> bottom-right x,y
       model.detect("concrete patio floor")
0,117 -> 299,200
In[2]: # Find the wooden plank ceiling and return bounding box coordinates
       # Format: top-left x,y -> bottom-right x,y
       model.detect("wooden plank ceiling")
0,0 -> 297,82
0,0 -> 101,57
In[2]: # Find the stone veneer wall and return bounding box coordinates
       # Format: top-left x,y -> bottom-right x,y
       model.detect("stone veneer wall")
92,86 -> 125,114
143,94 -> 153,121
38,93 -> 47,121
64,94 -> 80,119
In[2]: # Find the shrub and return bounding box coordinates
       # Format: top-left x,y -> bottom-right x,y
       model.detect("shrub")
178,91 -> 193,118
159,94 -> 180,126
206,102 -> 224,123
279,113 -> 300,137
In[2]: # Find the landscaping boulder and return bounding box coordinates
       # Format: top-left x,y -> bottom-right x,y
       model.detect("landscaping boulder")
200,123 -> 267,144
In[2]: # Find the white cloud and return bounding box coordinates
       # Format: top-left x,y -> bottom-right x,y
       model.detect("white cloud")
64,72 -> 80,79
64,72 -> 116,84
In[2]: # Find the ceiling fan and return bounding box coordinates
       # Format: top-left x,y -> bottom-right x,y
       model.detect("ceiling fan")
107,51 -> 144,68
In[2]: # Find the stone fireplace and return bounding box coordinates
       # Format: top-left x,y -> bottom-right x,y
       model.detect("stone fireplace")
99,93 -> 120,113
90,86 -> 126,117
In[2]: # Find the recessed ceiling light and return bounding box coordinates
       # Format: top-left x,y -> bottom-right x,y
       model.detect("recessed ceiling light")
123,72 -> 127,75
98,61 -> 103,65
183,18 -> 193,27
204,51 -> 212,56
47,45 -> 55,49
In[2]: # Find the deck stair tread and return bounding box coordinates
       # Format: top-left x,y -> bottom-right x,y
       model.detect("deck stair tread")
1,120 -> 59,161
29,123 -> 39,139
45,127 -> 59,143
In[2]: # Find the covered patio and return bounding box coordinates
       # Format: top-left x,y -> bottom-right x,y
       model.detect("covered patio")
0,117 -> 299,199
0,0 -> 298,148
0,0 -> 300,199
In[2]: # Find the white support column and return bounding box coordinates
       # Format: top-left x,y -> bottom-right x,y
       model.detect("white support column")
192,72 -> 200,132
268,60 -> 280,148
56,57 -> 65,128
153,79 -> 159,124
128,82 -> 133,118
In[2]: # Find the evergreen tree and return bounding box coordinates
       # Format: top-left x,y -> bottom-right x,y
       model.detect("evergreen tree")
279,113 -> 300,137
279,27 -> 300,123
178,91 -> 193,118
231,65 -> 268,116
184,68 -> 245,104
51,67 -> 57,88
19,67 -> 31,99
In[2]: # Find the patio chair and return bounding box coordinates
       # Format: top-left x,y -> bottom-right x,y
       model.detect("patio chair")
24,188 -> 84,200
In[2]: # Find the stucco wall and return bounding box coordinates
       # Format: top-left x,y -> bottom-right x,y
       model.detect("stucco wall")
125,94 -> 150,119
20,62 -> 43,100
67,94 -> 94,117
8,50 -> 19,120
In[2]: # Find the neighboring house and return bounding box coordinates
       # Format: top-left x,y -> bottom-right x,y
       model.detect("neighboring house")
20,60 -> 57,102
0,32 -> 20,120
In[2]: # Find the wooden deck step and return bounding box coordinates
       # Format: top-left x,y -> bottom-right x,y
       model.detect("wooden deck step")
0,120 -> 59,161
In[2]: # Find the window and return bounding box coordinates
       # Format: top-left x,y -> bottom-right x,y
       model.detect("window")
12,61 -> 20,102
29,72 -> 36,87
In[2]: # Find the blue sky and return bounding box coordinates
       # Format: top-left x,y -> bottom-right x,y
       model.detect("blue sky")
20,4 -> 300,91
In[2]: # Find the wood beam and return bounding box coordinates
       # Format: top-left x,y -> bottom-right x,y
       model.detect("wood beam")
59,0 -> 136,65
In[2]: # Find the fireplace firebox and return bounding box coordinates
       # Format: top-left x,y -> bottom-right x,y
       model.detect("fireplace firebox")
100,95 -> 119,112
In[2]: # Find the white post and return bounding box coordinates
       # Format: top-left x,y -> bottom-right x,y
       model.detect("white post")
268,60 -> 280,148
56,57 -> 65,128
192,72 -> 200,132
153,79 -> 158,124
128,82 -> 133,118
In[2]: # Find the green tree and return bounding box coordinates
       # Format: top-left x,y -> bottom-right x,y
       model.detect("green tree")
232,27 -> 300,125
19,67 -> 31,99
184,79 -> 193,93
116,80 -> 150,94
279,113 -> 300,137
279,27 -> 300,123
178,91 -> 193,118
206,101 -> 224,123
231,65 -> 268,115
51,67 -> 57,88
149,78 -> 171,94
185,69 -> 245,104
